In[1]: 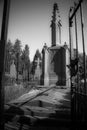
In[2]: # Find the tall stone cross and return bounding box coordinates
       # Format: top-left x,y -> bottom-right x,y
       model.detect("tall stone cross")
35,58 -> 42,68
51,3 -> 62,46
10,60 -> 16,79
34,58 -> 42,80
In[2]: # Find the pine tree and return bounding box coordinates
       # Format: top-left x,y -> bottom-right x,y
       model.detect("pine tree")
31,49 -> 41,77
13,39 -> 22,82
21,44 -> 30,81
5,40 -> 13,73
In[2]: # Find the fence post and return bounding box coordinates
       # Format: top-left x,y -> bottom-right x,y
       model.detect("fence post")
0,0 -> 10,129
80,1 -> 86,94
69,7 -> 75,124
80,1 -> 87,120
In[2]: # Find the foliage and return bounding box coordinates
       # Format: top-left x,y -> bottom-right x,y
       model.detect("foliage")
21,44 -> 30,70
5,40 -> 13,72
24,44 -> 30,57
5,39 -> 13,52
33,49 -> 41,60
31,49 -> 41,75
21,44 -> 30,81
79,53 -> 87,77
4,82 -> 31,103
5,39 -> 30,78
13,39 -> 22,55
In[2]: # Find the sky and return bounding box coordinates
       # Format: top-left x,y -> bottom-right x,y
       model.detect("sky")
0,0 -> 87,61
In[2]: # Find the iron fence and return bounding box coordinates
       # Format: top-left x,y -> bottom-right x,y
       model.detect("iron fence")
69,0 -> 87,124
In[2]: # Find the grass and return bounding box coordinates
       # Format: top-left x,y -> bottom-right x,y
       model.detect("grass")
4,73 -> 42,104
4,75 -> 33,104
5,84 -> 25,103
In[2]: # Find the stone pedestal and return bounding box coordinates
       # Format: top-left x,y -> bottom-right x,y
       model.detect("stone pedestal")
10,60 -> 16,79
41,44 -> 70,87
49,46 -> 66,86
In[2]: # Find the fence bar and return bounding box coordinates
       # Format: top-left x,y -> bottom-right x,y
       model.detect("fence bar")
74,3 -> 79,92
80,2 -> 86,94
70,0 -> 83,21
0,0 -> 10,129
69,0 -> 87,122
74,5 -> 80,121
69,8 -> 74,123
74,4 -> 78,62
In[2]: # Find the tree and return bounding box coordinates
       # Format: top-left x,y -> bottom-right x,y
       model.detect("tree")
5,40 -> 13,72
6,39 -> 13,52
13,39 -> 22,55
31,49 -> 41,77
24,44 -> 29,58
13,39 -> 22,82
33,49 -> 41,60
79,53 -> 87,78
21,44 -> 30,81
21,44 -> 30,69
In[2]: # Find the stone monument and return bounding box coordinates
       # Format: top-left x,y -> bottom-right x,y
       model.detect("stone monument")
10,60 -> 16,82
34,57 -> 42,80
41,3 -> 70,87
41,43 -> 50,86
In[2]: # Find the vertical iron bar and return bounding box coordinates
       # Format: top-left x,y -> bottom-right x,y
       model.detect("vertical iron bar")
0,0 -> 10,129
69,0 -> 86,123
74,5 -> 78,72
74,4 -> 79,121
80,1 -> 87,120
69,9 -> 74,124
80,2 -> 86,94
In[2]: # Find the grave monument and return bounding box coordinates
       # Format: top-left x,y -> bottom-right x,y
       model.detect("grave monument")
34,58 -> 42,80
10,60 -> 16,82
41,3 -> 70,87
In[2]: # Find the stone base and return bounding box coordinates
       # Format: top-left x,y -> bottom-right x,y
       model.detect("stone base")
49,72 -> 58,85
41,44 -> 70,87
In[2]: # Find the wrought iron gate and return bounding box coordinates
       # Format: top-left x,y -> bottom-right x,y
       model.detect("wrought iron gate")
69,0 -> 87,125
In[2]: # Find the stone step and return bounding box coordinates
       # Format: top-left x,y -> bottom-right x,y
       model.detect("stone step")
5,104 -> 70,122
20,105 -> 55,117
5,103 -> 71,129
49,75 -> 58,79
5,113 -> 71,129
5,87 -> 71,129
5,120 -> 71,130
49,73 -> 58,84
5,121 -> 20,130
24,100 -> 57,108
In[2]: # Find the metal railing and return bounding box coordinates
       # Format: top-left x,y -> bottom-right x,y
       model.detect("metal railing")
69,0 -> 87,123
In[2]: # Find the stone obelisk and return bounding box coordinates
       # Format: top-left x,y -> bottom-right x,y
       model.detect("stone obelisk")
51,3 -> 58,47
51,3 -> 62,46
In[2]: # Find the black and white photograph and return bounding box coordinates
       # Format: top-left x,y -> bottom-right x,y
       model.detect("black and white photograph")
0,0 -> 87,129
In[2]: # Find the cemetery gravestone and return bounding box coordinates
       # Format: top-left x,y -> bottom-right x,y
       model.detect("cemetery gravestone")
34,58 -> 41,82
40,3 -> 70,87
10,60 -> 16,83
